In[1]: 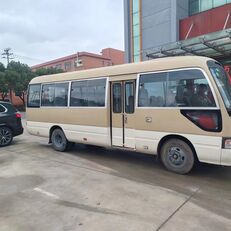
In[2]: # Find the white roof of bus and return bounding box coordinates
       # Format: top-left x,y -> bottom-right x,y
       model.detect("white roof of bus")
30,56 -> 214,84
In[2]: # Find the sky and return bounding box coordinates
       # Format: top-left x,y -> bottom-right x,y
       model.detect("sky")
0,0 -> 124,67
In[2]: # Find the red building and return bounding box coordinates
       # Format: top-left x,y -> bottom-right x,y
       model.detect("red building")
31,48 -> 125,72
180,3 -> 231,40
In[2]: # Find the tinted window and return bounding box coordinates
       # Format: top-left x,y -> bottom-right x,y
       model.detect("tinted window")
41,83 -> 68,107
139,73 -> 166,107
41,84 -> 55,106
71,79 -> 106,107
54,83 -> 69,106
27,84 -> 41,107
170,70 -> 216,107
113,83 -> 122,113
138,69 -> 216,108
0,104 -> 6,113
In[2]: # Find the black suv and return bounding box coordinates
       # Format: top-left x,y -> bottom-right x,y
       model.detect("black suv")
0,102 -> 23,147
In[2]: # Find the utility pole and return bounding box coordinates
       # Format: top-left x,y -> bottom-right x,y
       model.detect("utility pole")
2,48 -> 14,65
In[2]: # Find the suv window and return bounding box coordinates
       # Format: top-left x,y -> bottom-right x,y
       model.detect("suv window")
0,104 -> 6,113
0,103 -> 16,113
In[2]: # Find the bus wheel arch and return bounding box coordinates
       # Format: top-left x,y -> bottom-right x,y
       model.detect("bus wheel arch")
157,135 -> 198,174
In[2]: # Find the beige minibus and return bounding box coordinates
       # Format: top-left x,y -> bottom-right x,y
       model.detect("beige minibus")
26,56 -> 231,174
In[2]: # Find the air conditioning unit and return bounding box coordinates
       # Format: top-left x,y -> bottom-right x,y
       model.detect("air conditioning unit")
75,59 -> 83,67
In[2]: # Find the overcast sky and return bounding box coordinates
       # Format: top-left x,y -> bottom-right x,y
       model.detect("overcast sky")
0,0 -> 124,67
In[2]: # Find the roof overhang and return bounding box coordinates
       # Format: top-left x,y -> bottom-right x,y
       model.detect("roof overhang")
145,29 -> 231,64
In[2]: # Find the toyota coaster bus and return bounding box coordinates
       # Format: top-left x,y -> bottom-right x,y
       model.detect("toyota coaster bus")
26,56 -> 231,174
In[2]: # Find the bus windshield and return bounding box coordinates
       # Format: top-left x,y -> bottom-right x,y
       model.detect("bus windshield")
209,63 -> 231,113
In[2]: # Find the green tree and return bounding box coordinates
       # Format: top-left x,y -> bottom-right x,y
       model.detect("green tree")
0,62 -> 5,72
0,72 -> 8,101
4,70 -> 20,103
35,67 -> 64,76
6,61 -> 35,105
0,63 -> 7,101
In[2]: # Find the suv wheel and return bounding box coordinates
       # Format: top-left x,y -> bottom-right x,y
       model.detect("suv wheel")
0,127 -> 13,147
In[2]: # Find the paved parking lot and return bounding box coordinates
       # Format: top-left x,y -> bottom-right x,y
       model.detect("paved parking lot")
0,119 -> 231,231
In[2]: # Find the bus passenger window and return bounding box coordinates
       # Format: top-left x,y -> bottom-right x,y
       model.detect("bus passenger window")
113,83 -> 122,113
41,84 -> 55,106
169,69 -> 216,108
54,83 -> 69,106
139,84 -> 149,106
41,83 -> 68,107
138,73 -> 166,107
71,79 -> 106,107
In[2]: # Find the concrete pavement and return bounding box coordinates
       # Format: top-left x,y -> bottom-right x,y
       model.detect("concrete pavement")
0,119 -> 230,231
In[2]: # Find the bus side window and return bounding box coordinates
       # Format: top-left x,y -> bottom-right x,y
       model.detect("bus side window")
138,72 -> 166,107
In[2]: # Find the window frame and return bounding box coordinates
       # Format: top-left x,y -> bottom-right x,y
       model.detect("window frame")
40,81 -> 70,108
70,77 -> 108,108
136,67 -> 220,110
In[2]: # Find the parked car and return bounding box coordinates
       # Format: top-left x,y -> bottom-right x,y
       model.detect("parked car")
0,102 -> 23,147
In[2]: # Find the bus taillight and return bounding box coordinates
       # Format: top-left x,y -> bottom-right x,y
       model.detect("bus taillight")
181,110 -> 222,132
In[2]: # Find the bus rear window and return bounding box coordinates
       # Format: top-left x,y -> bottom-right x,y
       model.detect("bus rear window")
27,84 -> 41,108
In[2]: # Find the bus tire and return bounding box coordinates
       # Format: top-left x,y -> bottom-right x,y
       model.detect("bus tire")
160,138 -> 194,174
51,128 -> 69,152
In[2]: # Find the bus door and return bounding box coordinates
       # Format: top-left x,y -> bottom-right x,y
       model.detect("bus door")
111,80 -> 136,148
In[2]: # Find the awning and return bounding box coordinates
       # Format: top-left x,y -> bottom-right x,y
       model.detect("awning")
145,28 -> 231,64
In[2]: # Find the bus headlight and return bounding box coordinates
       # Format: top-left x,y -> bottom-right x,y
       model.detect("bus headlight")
223,138 -> 231,149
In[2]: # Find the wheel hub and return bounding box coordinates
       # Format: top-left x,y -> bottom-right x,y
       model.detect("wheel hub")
168,147 -> 186,166
0,128 -> 11,145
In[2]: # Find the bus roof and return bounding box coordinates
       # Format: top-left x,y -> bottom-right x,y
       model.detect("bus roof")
30,56 -> 214,84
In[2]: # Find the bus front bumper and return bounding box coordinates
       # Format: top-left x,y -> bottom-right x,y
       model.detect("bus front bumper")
221,149 -> 231,166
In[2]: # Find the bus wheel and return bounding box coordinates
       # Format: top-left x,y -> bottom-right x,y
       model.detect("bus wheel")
51,128 -> 69,152
160,139 -> 195,174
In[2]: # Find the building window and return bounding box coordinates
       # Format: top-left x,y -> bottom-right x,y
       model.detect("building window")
189,0 -> 231,15
201,0 -> 213,12
55,64 -> 62,70
64,62 -> 72,70
131,0 -> 141,63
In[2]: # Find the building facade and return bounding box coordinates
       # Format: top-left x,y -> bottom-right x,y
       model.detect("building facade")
31,48 -> 125,72
124,0 -> 231,64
